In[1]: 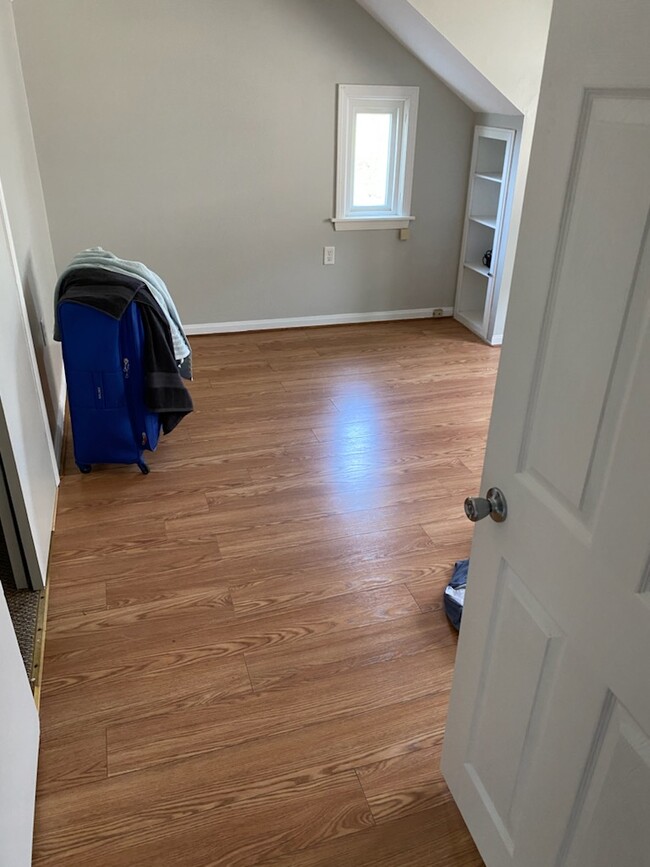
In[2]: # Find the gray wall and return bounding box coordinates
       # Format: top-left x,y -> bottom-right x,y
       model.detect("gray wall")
0,0 -> 61,442
14,0 -> 473,326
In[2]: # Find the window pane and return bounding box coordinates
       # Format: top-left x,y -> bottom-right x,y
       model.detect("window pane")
353,113 -> 391,207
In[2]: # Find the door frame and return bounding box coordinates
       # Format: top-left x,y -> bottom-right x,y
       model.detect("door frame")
0,174 -> 59,589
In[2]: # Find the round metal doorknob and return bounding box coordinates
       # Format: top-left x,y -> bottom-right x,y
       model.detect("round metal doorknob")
464,496 -> 491,522
464,487 -> 507,523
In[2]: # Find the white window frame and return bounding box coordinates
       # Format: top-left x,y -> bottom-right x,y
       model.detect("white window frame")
333,84 -> 419,231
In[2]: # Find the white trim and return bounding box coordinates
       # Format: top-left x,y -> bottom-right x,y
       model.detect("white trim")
332,215 -> 415,231
335,84 -> 419,226
0,178 -> 59,486
53,371 -> 67,468
185,307 -> 453,335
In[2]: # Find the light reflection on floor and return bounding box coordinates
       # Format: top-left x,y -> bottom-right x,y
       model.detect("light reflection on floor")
326,384 -> 387,513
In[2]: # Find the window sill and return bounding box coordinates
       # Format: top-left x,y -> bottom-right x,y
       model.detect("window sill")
331,216 -> 415,232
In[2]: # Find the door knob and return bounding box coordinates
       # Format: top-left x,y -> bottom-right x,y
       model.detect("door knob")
464,487 -> 507,523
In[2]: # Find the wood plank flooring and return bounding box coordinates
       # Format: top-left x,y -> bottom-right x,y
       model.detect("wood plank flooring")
35,318 -> 498,866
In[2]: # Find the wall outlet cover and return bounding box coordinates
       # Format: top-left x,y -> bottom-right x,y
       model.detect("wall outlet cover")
432,308 -> 444,318
323,246 -> 335,265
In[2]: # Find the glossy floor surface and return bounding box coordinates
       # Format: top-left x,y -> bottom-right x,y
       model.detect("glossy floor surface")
35,319 -> 498,866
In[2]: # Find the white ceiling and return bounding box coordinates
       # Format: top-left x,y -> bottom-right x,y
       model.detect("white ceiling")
356,0 -> 520,115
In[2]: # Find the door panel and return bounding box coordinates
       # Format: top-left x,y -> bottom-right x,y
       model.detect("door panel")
523,96 -> 650,512
563,701 -> 650,867
441,1 -> 650,864
465,564 -> 563,852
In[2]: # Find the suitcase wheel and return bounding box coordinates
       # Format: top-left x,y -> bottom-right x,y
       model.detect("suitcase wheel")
138,460 -> 150,475
77,464 -> 92,474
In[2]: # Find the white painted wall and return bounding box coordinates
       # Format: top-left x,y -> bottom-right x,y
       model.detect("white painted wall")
0,0 -> 63,449
0,11 -> 48,828
355,0 -> 518,114
14,0 -> 475,327
407,0 -> 553,115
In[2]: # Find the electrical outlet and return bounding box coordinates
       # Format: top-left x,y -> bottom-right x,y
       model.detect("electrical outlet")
432,308 -> 444,318
323,246 -> 335,265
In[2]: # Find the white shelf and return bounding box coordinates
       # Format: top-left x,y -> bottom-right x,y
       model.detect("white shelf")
475,171 -> 503,183
464,261 -> 491,278
456,126 -> 516,345
469,215 -> 497,230
456,309 -> 485,334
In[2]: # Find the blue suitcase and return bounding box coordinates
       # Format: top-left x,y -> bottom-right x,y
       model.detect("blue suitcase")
58,299 -> 161,474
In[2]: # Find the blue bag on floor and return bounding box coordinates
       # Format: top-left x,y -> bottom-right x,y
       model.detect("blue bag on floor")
444,559 -> 469,631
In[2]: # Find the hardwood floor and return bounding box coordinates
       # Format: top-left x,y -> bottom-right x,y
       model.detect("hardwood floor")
35,319 -> 498,866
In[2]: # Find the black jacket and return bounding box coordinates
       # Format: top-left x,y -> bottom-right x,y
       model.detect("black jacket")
57,268 -> 193,434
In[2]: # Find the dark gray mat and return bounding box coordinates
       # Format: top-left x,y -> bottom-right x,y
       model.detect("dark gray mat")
0,528 -> 39,679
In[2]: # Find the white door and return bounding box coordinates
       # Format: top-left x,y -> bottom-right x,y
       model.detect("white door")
0,174 -> 59,588
441,1 -> 650,865
0,587 -> 40,867
0,177 -> 57,863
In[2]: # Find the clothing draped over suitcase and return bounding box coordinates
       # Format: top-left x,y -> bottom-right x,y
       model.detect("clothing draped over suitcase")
54,248 -> 192,380
57,269 -> 193,434
55,255 -> 193,473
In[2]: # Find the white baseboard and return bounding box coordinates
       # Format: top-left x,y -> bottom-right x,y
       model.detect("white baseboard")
53,372 -> 67,469
185,307 -> 454,336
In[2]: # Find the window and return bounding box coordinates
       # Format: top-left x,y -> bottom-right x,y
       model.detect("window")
333,84 -> 419,231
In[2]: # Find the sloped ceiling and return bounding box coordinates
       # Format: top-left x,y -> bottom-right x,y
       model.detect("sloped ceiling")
355,0 -> 520,114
